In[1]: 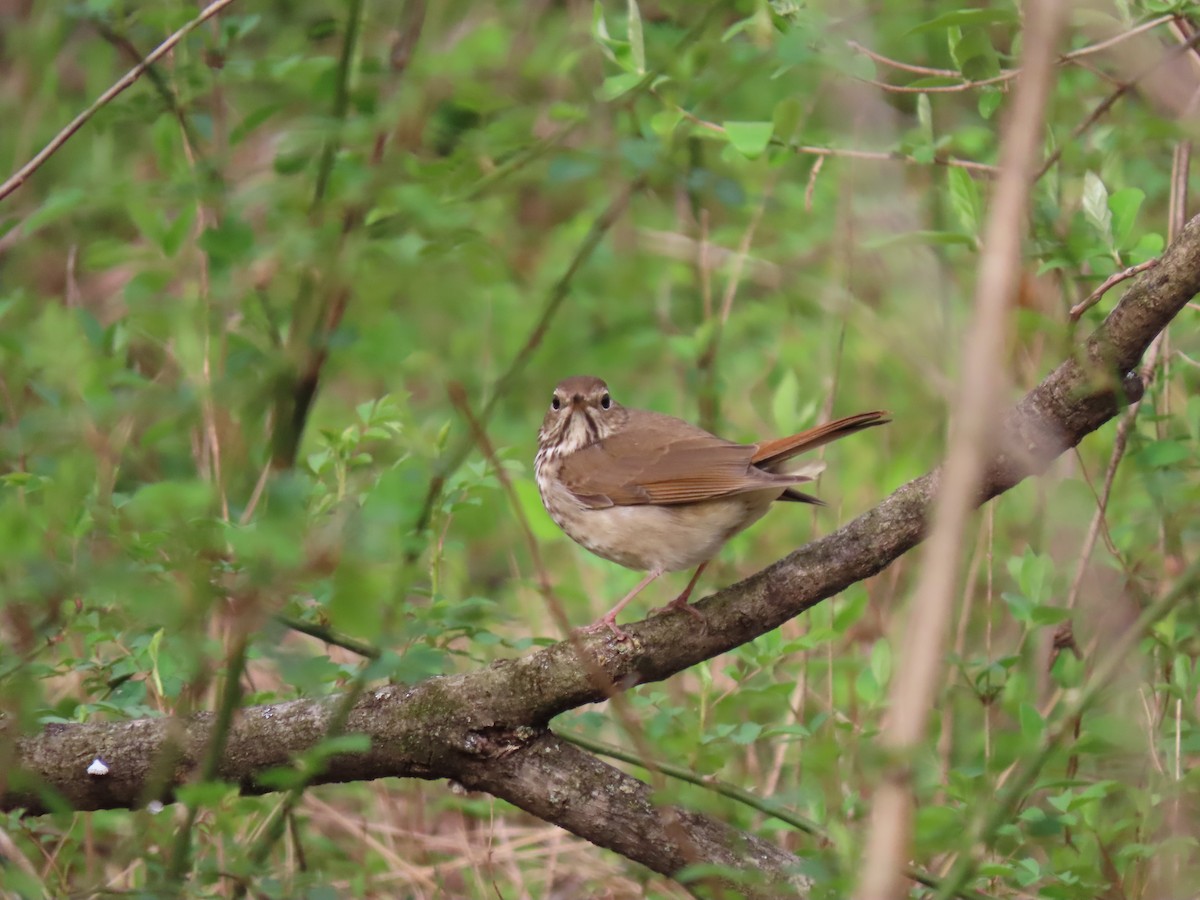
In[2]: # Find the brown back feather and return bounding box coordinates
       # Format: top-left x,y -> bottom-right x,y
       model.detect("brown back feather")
557,410 -> 797,508
557,408 -> 889,509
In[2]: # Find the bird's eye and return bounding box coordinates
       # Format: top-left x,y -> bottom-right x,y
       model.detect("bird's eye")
600,393 -> 611,410
551,395 -> 561,411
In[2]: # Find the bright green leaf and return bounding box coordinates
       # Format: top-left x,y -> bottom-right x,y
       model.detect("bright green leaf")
722,121 -> 774,158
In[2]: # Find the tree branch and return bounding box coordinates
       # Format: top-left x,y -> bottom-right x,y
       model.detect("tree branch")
5,213 -> 1200,893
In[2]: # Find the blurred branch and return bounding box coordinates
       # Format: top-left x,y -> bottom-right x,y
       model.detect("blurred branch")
856,1 -> 1066,895
271,0 -> 370,469
311,0 -> 366,211
6,207 -> 1200,891
0,0 -> 240,204
274,614 -> 380,660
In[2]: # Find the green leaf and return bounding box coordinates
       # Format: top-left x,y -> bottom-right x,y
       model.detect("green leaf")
22,188 -> 87,234
978,86 -> 1003,119
1133,439 -> 1191,468
592,1 -> 618,64
948,26 -> 1000,80
626,0 -> 645,74
1108,187 -> 1144,249
869,639 -> 892,691
389,643 -> 449,683
1082,171 -> 1112,241
722,121 -> 775,158
730,722 -> 763,745
1018,702 -> 1044,741
1030,605 -> 1070,627
599,72 -> 642,101
199,216 -> 257,270
855,665 -> 882,704
159,206 -> 196,258
832,591 -> 867,633
1002,590 -> 1033,624
947,168 -> 982,234
772,97 -> 804,142
515,477 -> 561,541
1130,231 -> 1164,263
908,8 -> 1019,35
916,93 -> 933,145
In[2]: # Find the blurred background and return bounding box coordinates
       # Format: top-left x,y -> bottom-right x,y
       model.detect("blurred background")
0,0 -> 1198,897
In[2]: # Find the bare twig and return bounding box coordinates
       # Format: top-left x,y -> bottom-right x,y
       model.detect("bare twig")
1069,258 -> 1160,320
854,3 -> 1067,897
446,383 -> 556,604
0,0 -> 240,204
847,14 -> 1175,92
679,111 -> 1002,176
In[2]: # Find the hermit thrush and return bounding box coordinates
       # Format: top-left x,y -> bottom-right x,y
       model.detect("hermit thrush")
535,376 -> 888,638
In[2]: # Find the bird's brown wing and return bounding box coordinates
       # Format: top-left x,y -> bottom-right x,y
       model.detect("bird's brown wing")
557,412 -> 802,508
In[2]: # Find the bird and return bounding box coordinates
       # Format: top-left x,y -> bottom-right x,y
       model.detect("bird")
534,375 -> 888,638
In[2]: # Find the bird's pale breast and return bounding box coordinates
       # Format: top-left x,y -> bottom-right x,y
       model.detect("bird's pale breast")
536,453 -> 781,572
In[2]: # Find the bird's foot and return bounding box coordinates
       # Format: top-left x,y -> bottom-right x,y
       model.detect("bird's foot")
650,594 -> 705,623
579,614 -> 632,642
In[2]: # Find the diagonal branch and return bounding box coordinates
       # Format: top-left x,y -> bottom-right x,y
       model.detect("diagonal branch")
5,214 -> 1200,892
0,0 -> 241,204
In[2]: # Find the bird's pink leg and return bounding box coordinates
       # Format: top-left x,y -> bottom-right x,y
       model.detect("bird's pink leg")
650,562 -> 708,621
581,569 -> 663,640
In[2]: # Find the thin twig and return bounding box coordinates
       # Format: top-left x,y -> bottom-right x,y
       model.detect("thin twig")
848,15 -> 1174,93
1064,335 -> 1163,610
1069,258 -> 1160,320
679,111 -> 1002,176
0,0 -> 240,203
846,40 -> 960,76
274,614 -> 380,660
446,384 -> 556,605
311,0 -> 365,211
859,72 -> 1016,94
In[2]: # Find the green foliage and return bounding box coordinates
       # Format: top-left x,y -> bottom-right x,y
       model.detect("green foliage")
0,0 -> 1199,897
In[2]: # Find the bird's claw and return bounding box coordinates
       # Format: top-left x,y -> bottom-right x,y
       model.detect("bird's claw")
579,616 -> 632,642
649,597 -> 705,624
